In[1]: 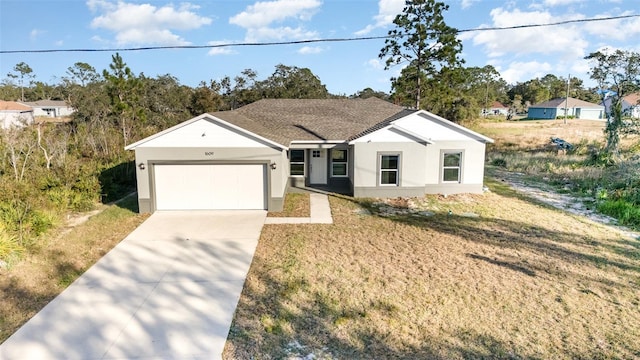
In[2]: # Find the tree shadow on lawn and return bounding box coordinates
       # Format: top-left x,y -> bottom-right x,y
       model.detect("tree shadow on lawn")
377,209 -> 640,278
227,268 -> 543,360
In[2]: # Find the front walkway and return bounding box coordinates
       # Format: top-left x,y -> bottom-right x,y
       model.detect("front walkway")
265,193 -> 333,224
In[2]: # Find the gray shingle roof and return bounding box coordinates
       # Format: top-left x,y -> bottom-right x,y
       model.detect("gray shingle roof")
210,98 -> 408,146
531,97 -> 603,109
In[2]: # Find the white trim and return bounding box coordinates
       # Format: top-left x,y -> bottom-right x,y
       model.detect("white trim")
330,148 -> 348,177
389,124 -> 434,144
379,153 -> 400,186
290,149 -> 305,177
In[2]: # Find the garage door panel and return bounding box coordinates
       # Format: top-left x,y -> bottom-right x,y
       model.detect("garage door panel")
154,164 -> 266,210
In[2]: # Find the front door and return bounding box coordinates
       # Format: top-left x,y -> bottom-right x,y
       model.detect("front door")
309,149 -> 327,184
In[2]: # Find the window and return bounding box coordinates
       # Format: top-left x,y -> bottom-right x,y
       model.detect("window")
312,150 -> 321,158
442,152 -> 462,182
290,149 -> 305,176
379,154 -> 399,186
331,149 -> 348,177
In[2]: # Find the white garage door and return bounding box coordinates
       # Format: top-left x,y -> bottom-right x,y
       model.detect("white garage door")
154,164 -> 266,210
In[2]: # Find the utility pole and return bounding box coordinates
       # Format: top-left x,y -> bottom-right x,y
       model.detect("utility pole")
564,74 -> 570,125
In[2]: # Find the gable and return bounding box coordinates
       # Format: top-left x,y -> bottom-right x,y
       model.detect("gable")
132,117 -> 277,149
350,110 -> 493,144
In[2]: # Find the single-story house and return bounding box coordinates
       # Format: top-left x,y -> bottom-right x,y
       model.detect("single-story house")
602,92 -> 640,119
482,101 -> 509,116
0,100 -> 34,129
125,98 -> 494,213
19,100 -> 74,118
528,97 -> 604,120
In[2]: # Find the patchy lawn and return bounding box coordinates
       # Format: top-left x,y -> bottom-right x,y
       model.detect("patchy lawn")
0,196 -> 148,343
225,184 -> 640,359
267,193 -> 310,218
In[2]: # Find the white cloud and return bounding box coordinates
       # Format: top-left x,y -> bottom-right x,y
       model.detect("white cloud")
582,11 -> 640,42
55,40 -> 64,46
229,0 -> 321,41
355,0 -> 404,35
461,0 -> 479,10
30,29 -> 45,40
501,61 -> 553,83
542,0 -> 583,6
366,58 -> 385,70
298,46 -> 324,54
467,8 -> 589,59
88,1 -> 212,45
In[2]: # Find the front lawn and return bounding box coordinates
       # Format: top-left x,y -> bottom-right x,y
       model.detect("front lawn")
225,184 -> 640,359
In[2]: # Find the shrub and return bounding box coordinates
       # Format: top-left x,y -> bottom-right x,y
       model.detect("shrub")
597,199 -> 640,228
0,224 -> 24,264
491,158 -> 507,167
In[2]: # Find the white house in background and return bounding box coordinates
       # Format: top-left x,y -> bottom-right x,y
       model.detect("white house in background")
528,97 -> 604,120
602,92 -> 640,119
126,98 -> 494,213
19,100 -> 74,118
0,100 -> 34,128
482,101 -> 509,116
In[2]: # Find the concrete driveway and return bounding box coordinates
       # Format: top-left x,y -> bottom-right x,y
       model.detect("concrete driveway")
0,210 -> 266,360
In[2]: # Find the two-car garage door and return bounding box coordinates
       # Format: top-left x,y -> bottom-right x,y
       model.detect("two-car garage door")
153,164 -> 267,210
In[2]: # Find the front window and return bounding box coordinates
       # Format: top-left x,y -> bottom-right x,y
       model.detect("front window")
380,154 -> 399,186
442,152 -> 462,182
290,149 -> 305,176
331,149 -> 348,177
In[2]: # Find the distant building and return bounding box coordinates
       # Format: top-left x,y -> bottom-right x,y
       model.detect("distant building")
19,100 -> 74,118
0,100 -> 34,128
482,101 -> 509,116
602,92 -> 640,119
528,97 -> 604,120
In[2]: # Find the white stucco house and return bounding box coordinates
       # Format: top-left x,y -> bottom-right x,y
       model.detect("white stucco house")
0,100 -> 34,129
19,100 -> 74,118
125,98 -> 494,213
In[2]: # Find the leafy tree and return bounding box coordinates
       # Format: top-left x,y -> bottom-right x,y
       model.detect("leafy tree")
350,88 -> 390,100
65,62 -> 100,86
585,49 -> 640,157
259,64 -> 329,99
139,74 -> 192,130
7,62 -> 35,102
379,0 -> 463,109
190,81 -> 225,115
102,53 -> 144,147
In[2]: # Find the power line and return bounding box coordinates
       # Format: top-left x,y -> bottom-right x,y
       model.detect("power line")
1,14 -> 639,54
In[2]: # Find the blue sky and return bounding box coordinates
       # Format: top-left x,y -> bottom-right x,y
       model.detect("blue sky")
1,0 -> 639,96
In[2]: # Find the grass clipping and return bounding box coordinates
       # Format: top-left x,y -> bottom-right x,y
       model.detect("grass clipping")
226,189 -> 640,359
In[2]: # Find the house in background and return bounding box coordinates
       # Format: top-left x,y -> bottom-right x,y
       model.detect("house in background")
0,100 -> 34,129
482,101 -> 509,116
527,97 -> 604,120
19,100 -> 74,118
126,98 -> 493,213
602,92 -> 640,119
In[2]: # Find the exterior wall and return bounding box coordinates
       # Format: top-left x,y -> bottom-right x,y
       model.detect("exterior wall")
527,107 -> 557,119
352,139 -> 487,198
424,140 -> 487,194
352,141 -> 427,198
133,146 -> 285,213
32,106 -> 74,117
577,108 -> 603,120
0,111 -> 34,129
